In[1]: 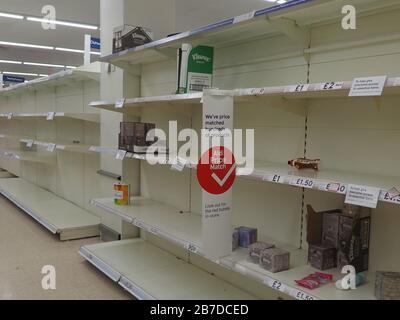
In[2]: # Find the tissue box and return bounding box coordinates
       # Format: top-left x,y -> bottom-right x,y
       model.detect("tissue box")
238,226 -> 257,248
113,25 -> 153,53
260,248 -> 290,273
248,242 -> 275,263
308,244 -> 337,270
375,271 -> 400,300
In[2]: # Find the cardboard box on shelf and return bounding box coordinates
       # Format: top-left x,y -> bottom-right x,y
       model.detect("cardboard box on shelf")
375,271 -> 400,300
306,205 -> 371,272
260,247 -> 290,273
308,244 -> 337,270
112,25 -> 153,53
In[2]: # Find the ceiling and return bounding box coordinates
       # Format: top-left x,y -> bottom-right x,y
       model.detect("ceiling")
0,0 -> 277,81
0,0 -> 100,80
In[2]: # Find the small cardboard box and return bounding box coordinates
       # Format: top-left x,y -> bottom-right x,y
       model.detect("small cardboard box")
322,211 -> 340,248
113,25 -> 153,53
118,122 -> 155,153
260,248 -> 290,273
248,242 -> 275,264
375,271 -> 400,300
308,244 -> 337,270
238,226 -> 257,248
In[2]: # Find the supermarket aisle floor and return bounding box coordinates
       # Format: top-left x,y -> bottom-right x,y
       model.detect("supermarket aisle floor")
0,194 -> 132,300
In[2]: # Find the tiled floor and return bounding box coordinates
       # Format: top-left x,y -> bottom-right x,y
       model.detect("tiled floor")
0,193 -> 132,300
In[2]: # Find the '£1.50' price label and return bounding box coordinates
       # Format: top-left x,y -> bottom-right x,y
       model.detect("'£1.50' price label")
290,177 -> 314,189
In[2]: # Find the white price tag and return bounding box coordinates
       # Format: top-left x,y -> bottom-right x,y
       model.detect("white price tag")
285,84 -> 309,93
263,174 -> 285,184
7,113 -> 13,120
393,77 -> 400,86
291,289 -> 316,300
56,145 -> 66,150
115,98 -> 126,109
345,184 -> 380,209
171,157 -> 187,171
349,76 -> 387,97
89,146 -> 97,152
233,11 -> 255,24
186,243 -> 198,253
263,276 -> 286,293
26,139 -> 34,148
290,177 -> 314,189
319,182 -> 347,194
379,187 -> 400,204
115,150 -> 127,160
46,112 -> 55,120
46,143 -> 56,152
318,81 -> 344,91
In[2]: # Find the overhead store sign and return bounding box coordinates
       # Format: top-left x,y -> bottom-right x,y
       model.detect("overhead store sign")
91,37 -> 100,50
3,75 -> 25,83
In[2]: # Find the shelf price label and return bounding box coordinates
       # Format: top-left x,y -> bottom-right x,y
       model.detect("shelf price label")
46,112 -> 55,120
380,187 -> 400,204
7,113 -> 13,120
263,174 -> 285,184
318,82 -> 344,91
291,289 -> 317,300
185,243 -> 199,254
233,11 -> 255,24
263,276 -> 287,293
115,98 -> 126,109
319,182 -> 347,194
25,139 -> 34,149
285,84 -> 309,93
171,157 -> 187,172
290,177 -> 314,189
345,184 -> 380,209
349,76 -> 387,97
115,150 -> 127,160
46,143 -> 56,152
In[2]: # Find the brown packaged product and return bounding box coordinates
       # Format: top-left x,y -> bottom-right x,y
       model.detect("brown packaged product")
342,204 -> 371,218
248,242 -> 275,264
259,248 -> 290,273
337,214 -> 371,272
308,244 -> 337,270
375,271 -> 400,300
322,211 -> 339,248
288,158 -> 320,171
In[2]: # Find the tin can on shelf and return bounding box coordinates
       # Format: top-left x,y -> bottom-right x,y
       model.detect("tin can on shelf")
113,183 -> 130,205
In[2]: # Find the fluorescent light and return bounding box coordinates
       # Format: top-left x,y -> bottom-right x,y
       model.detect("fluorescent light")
2,71 -> 38,76
0,12 -> 24,20
26,17 -> 98,30
55,47 -> 84,53
0,59 -> 22,64
0,41 -> 53,50
66,66 -> 77,69
38,74 -> 49,77
55,47 -> 101,55
24,62 -> 64,68
277,0 -> 287,3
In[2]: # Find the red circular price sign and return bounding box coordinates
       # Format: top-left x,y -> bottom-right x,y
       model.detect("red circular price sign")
197,146 -> 236,195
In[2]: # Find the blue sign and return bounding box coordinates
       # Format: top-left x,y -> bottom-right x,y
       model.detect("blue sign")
91,37 -> 100,50
3,75 -> 25,83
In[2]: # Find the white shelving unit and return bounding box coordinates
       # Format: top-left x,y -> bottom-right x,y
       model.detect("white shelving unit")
80,239 -> 256,300
84,0 -> 400,300
0,178 -> 99,240
0,61 -> 105,240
